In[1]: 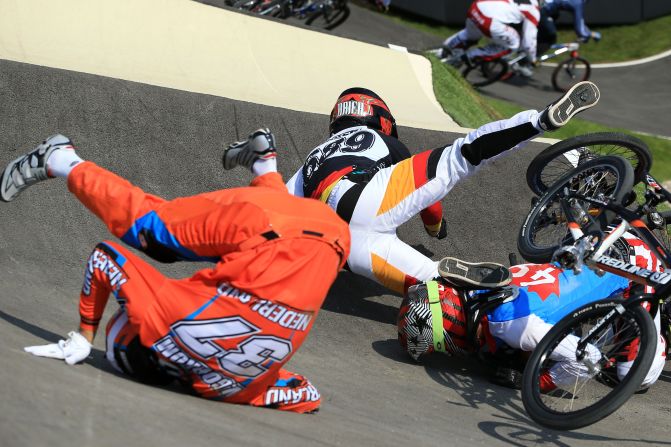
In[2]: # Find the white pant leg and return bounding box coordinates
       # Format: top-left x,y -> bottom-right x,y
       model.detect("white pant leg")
489,314 -> 551,352
467,20 -> 520,59
489,315 -> 602,390
617,310 -> 667,388
347,230 -> 439,294
488,20 -> 520,52
351,109 -> 541,234
346,111 -> 541,292
444,19 -> 483,49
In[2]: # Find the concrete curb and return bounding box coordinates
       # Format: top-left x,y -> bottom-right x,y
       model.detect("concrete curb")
0,0 -> 464,134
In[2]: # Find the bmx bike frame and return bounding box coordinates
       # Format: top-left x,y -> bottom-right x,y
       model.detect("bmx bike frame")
554,176 -> 671,359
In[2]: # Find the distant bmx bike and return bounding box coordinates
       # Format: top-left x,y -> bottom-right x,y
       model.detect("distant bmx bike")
435,42 -> 591,92
228,0 -> 350,30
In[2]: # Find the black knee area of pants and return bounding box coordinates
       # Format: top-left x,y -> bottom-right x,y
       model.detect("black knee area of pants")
139,229 -> 180,263
115,337 -> 174,386
460,122 -> 539,166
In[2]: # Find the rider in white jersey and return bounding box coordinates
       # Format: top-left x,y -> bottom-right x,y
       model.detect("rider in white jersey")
439,0 -> 541,77
286,83 -> 601,295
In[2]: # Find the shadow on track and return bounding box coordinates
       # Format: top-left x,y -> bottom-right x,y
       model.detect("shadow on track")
373,336 -> 671,446
0,309 -> 198,398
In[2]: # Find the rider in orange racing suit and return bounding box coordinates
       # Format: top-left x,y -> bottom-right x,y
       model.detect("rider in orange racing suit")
1,130 -> 350,413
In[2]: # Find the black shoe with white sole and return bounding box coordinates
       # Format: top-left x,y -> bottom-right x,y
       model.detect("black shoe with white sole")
438,257 -> 512,289
539,81 -> 600,131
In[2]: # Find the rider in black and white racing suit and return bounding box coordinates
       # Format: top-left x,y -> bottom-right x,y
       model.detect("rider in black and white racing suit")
286,83 -> 601,295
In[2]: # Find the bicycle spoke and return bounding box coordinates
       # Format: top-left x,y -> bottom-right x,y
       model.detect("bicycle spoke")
536,311 -> 645,414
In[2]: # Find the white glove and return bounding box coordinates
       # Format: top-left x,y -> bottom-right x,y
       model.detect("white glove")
24,331 -> 92,365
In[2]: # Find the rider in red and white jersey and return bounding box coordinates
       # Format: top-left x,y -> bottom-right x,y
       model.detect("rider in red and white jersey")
439,0 -> 541,77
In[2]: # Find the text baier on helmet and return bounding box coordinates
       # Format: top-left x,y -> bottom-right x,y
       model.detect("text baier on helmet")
397,280 -> 470,361
329,87 -> 398,138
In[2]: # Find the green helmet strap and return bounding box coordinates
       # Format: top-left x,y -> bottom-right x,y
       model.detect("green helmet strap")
427,281 -> 446,353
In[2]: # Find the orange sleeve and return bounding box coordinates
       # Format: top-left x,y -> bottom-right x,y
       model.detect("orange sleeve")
79,293 -> 109,333
78,247 -> 114,333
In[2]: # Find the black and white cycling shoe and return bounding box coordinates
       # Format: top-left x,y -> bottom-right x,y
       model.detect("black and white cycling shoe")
438,257 -> 512,289
539,81 -> 600,131
1,134 -> 73,202
223,128 -> 277,171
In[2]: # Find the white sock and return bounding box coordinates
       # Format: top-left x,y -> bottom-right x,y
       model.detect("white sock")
46,148 -> 84,178
251,158 -> 277,177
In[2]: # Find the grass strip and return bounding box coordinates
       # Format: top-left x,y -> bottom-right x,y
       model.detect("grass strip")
428,54 -> 502,127
429,55 -> 671,180
485,97 -> 671,181
385,8 -> 671,64
556,14 -> 671,63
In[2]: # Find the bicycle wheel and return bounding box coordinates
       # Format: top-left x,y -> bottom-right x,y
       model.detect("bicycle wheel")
522,299 -> 656,430
305,3 -> 350,30
519,155 -> 634,263
255,0 -> 287,16
526,132 -> 651,196
646,209 -> 671,254
552,57 -> 591,92
232,0 -> 262,10
461,59 -> 509,87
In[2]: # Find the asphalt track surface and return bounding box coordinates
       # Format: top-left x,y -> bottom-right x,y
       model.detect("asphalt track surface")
320,3 -> 671,137
3,51 -> 671,447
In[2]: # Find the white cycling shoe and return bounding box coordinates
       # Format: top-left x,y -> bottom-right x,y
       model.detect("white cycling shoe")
438,257 -> 512,289
223,128 -> 277,171
1,134 -> 74,202
539,81 -> 601,131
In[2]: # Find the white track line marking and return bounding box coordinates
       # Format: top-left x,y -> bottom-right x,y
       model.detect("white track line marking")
541,48 -> 671,69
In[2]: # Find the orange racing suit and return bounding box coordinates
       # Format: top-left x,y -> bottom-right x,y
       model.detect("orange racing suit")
69,162 -> 350,412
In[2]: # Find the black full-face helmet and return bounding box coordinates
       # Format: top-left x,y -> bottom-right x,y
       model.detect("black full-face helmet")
329,87 -> 398,138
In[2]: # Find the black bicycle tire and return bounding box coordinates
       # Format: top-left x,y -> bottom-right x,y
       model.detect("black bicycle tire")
518,155 -> 634,263
646,209 -> 671,254
255,0 -> 286,16
552,57 -> 591,92
526,132 -> 651,196
658,210 -> 671,224
232,0 -> 261,10
522,300 -> 656,430
461,59 -> 509,87
305,4 -> 350,30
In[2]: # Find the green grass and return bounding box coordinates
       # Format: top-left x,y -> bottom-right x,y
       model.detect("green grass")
556,14 -> 671,63
429,56 -> 671,181
429,54 -> 503,127
383,7 -> 671,63
483,97 -> 671,181
385,12 -> 460,42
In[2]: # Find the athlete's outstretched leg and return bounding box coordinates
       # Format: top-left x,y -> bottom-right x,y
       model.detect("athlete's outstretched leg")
350,82 -> 601,235
0,130 -> 286,263
347,231 -> 439,295
0,134 -> 173,254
